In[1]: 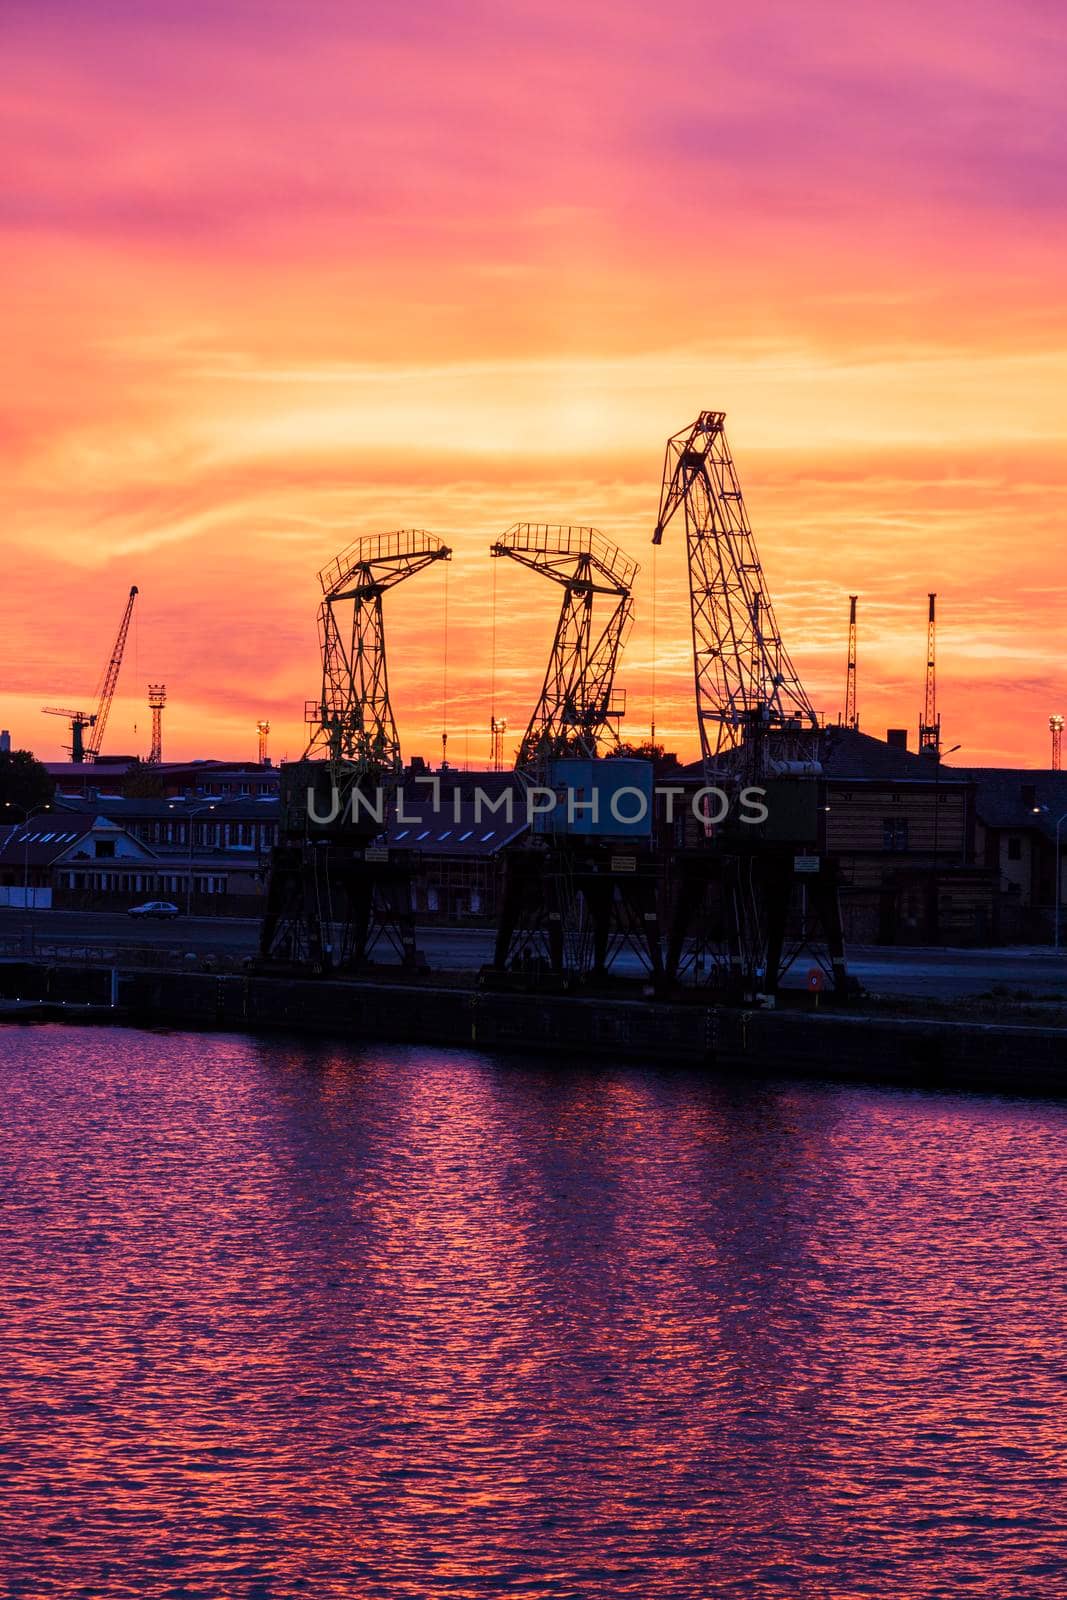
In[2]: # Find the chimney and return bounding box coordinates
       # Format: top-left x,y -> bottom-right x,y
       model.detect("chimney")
886,728 -> 909,751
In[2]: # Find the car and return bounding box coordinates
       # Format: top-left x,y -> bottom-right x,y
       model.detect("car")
127,901 -> 181,920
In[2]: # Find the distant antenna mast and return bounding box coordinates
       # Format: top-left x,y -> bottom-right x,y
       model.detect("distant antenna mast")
1051,714 -> 1064,772
257,719 -> 270,765
844,595 -> 858,729
919,592 -> 940,756
489,715 -> 507,771
147,684 -> 166,763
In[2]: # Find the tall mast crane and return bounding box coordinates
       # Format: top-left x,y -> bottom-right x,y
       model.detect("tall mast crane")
653,412 -> 817,782
42,584 -> 138,762
1050,714 -> 1063,772
490,523 -> 635,770
844,595 -> 858,730
653,410 -> 846,1001
919,592 -> 940,756
305,530 -> 451,775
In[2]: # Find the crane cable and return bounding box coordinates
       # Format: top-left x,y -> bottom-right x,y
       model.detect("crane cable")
490,555 -> 498,723
441,557 -> 450,766
650,541 -> 658,746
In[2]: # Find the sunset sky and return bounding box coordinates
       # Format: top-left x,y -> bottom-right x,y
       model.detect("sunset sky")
3,0 -> 1064,769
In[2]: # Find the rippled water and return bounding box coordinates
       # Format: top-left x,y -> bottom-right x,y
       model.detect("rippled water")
2,1025 -> 1066,1597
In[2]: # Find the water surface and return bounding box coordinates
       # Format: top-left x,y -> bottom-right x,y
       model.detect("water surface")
2,1025 -> 1065,1597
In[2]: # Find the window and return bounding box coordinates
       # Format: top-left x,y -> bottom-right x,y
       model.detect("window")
1007,836 -> 1022,861
883,818 -> 909,852
94,839 -> 116,859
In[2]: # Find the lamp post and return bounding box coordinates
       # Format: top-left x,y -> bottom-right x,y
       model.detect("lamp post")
2,801 -> 52,952
929,745 -> 961,941
1055,811 -> 1067,952
168,800 -> 216,916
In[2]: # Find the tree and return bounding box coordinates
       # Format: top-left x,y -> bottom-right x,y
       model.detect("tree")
122,761 -> 166,799
0,749 -> 55,815
608,741 -> 684,775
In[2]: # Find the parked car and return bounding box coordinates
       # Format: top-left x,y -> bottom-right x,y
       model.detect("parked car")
127,901 -> 181,920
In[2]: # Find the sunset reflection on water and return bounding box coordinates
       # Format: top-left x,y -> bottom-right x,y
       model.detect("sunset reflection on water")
2,1026 -> 1065,1597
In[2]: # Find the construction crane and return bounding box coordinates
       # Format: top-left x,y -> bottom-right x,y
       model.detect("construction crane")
257,719 -> 270,765
261,530 -> 450,975
653,411 -> 846,1000
919,593 -> 940,757
1051,714 -> 1063,772
147,684 -> 166,764
305,530 -> 451,774
490,524 -> 635,770
43,585 -> 138,762
654,413 -> 817,783
844,595 -> 859,730
41,707 -> 96,763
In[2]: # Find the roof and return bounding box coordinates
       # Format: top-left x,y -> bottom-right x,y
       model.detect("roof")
44,760 -> 137,778
155,760 -> 267,772
53,794 -> 280,821
678,728 -> 969,785
819,726 -> 965,782
0,816 -> 153,867
951,767 -> 1067,840
386,797 -> 527,856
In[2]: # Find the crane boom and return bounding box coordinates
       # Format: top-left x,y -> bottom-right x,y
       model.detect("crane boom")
919,592 -> 940,756
85,586 -> 138,761
845,595 -> 858,730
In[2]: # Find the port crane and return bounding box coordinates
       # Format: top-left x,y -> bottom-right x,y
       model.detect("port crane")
261,530 -> 451,974
490,524 -> 634,771
43,585 -> 138,762
653,412 -> 846,998
487,524 -> 661,985
306,530 -> 451,773
654,414 -> 817,782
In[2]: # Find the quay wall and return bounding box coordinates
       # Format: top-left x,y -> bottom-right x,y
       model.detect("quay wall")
1,961 -> 1064,1095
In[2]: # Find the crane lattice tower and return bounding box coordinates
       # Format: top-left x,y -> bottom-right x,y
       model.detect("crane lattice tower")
652,412 -> 817,782
147,684 -> 166,764
490,523 -> 636,771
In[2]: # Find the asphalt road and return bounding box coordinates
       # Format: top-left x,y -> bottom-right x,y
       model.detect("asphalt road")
2,908 -> 1065,1000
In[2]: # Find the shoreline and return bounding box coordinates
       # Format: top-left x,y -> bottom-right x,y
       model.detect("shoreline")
2,959 -> 1065,1098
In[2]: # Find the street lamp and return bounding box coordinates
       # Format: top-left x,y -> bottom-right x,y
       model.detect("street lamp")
168,799 -> 216,916
2,801 -> 52,949
1031,803 -> 1067,950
